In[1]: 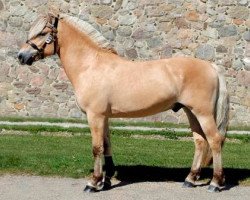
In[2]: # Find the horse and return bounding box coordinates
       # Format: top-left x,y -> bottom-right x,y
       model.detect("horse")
18,13 -> 229,193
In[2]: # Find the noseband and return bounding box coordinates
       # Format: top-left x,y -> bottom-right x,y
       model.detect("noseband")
26,16 -> 59,60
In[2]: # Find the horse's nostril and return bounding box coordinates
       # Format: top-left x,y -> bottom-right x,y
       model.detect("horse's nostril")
18,53 -> 22,60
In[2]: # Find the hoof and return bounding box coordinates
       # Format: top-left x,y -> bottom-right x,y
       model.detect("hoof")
84,185 -> 97,193
183,180 -> 195,188
207,185 -> 220,193
103,178 -> 112,191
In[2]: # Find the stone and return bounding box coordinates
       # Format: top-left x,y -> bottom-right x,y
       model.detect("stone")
185,11 -> 199,21
218,0 -> 236,6
202,27 -> 218,39
158,21 -> 173,32
53,82 -> 68,91
174,18 -> 190,29
117,26 -> 132,37
114,0 -> 123,11
58,69 -> 68,81
0,19 -> 6,31
13,82 -> 26,89
146,37 -> 163,48
245,43 -> 250,57
90,5 -> 113,20
236,71 -> 250,87
0,31 -> 16,47
160,45 -> 173,59
125,49 -> 138,59
69,108 -> 83,118
243,58 -> 250,71
238,0 -> 248,5
243,31 -> 250,41
217,25 -> 237,37
118,14 -> 137,26
132,28 -> 153,40
14,103 -> 25,110
10,5 -> 28,16
195,44 -> 215,61
123,38 -> 135,49
146,4 -> 175,17
0,0 -> 4,10
245,19 -> 250,28
127,2 -> 136,10
8,16 -> 23,27
228,6 -> 249,20
232,59 -> 243,70
29,66 -> 39,73
232,19 -> 244,25
25,0 -> 47,7
25,87 -> 41,95
102,30 -> 115,41
30,76 -> 44,87
108,20 -> 119,29
216,45 -> 227,53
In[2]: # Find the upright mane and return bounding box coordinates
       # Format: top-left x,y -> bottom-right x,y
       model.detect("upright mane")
60,14 -> 116,53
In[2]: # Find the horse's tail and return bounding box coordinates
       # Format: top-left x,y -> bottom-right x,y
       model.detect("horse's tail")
201,64 -> 229,166
213,64 -> 229,137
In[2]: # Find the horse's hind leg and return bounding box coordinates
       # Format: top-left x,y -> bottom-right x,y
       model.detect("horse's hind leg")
195,113 -> 225,192
183,108 -> 210,188
103,120 -> 115,190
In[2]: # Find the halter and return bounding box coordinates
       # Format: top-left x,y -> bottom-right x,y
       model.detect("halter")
26,16 -> 59,60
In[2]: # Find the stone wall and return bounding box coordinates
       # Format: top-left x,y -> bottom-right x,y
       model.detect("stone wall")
0,0 -> 249,125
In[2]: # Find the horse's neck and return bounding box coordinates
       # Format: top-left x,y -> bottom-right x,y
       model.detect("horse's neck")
57,20 -> 100,84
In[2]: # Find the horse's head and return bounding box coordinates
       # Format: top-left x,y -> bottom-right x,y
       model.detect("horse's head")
18,13 -> 59,65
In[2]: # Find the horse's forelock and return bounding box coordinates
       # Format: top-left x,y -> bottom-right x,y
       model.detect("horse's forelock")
28,15 -> 49,40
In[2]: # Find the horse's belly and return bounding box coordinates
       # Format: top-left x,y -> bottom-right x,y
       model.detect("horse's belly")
109,94 -> 175,118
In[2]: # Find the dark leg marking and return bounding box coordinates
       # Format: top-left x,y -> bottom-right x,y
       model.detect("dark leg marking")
103,156 -> 115,190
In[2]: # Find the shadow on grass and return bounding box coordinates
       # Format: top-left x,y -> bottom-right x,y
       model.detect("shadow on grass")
111,165 -> 250,189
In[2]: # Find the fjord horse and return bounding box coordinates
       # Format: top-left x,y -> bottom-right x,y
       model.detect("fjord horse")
18,13 -> 229,193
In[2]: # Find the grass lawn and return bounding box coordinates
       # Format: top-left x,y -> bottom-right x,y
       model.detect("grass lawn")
0,133 -> 249,186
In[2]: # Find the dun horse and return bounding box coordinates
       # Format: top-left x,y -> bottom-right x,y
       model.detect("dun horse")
18,13 -> 229,193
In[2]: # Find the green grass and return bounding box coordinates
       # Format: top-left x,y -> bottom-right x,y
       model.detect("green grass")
0,134 -> 249,185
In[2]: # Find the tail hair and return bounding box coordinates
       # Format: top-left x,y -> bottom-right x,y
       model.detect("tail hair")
201,64 -> 229,167
212,64 -> 229,137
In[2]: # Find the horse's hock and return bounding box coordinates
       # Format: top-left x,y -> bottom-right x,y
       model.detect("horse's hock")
0,0 -> 250,126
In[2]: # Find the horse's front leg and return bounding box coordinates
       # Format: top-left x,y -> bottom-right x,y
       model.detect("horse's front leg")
84,112 -> 106,193
103,119 -> 115,190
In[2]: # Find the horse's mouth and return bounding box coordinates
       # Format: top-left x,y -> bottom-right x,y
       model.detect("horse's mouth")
26,57 -> 34,65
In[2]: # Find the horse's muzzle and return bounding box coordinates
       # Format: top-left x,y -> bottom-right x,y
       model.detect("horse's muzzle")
17,51 -> 34,66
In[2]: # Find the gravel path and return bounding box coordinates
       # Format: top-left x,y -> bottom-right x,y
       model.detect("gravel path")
0,121 -> 249,135
0,175 -> 249,200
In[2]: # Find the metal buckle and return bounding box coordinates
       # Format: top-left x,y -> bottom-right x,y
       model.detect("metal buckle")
45,34 -> 53,44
